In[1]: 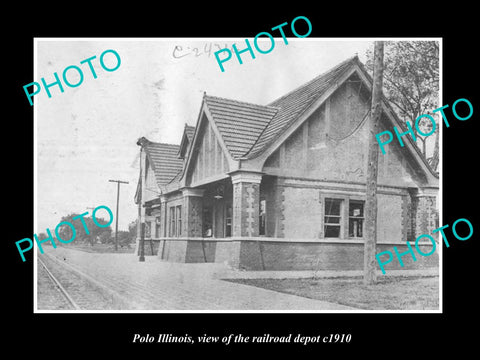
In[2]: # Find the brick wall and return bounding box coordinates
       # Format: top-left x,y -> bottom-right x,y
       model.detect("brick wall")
184,196 -> 203,237
161,240 -> 188,262
413,195 -> 437,239
232,181 -> 260,237
376,194 -> 403,243
135,239 -> 160,256
215,241 -> 241,268
236,241 -> 438,271
283,187 -> 322,239
155,238 -> 438,272
185,240 -> 217,263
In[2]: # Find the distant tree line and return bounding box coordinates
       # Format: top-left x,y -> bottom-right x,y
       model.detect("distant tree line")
37,215 -> 137,248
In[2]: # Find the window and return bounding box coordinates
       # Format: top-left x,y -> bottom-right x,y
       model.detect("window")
176,205 -> 182,236
168,206 -> 182,237
259,199 -> 266,236
324,198 -> 342,238
203,205 -> 213,237
349,200 -> 364,238
145,221 -> 151,238
169,207 -> 176,237
155,216 -> 161,238
225,203 -> 232,237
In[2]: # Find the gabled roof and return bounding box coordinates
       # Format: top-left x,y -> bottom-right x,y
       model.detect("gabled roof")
245,56 -> 357,158
178,123 -> 196,159
138,137 -> 184,188
185,124 -> 195,142
203,95 -> 278,159
135,55 -> 437,198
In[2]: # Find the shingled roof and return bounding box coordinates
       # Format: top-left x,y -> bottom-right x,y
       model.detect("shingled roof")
200,56 -> 359,160
245,56 -> 358,158
185,124 -> 195,142
178,123 -> 197,159
139,138 -> 184,187
136,55 -> 436,195
204,95 -> 278,159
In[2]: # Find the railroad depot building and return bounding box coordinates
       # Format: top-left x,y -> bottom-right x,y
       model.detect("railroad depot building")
133,56 -> 439,271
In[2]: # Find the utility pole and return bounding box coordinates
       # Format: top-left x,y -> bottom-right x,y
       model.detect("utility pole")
108,179 -> 129,251
136,138 -> 148,262
364,41 -> 384,285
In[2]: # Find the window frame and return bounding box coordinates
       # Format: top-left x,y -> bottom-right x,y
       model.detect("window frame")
323,197 -> 344,239
169,206 -> 176,237
321,194 -> 367,240
225,202 -> 232,238
176,205 -> 182,237
155,216 -> 161,238
259,198 -> 267,236
348,199 -> 365,239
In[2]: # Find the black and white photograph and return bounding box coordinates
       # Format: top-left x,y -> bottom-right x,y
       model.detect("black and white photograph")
33,38 -> 440,312
6,8 -> 479,356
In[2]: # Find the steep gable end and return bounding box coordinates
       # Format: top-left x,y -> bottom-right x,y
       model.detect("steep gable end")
204,95 -> 278,159
246,56 -> 357,159
142,140 -> 184,188
178,124 -> 196,159
185,111 -> 231,186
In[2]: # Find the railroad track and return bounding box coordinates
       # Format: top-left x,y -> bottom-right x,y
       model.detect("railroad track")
37,252 -> 131,310
37,256 -> 81,310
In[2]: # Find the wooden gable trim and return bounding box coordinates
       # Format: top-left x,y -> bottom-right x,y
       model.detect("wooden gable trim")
178,97 -> 238,188
243,65 -> 359,171
178,131 -> 189,159
242,63 -> 438,187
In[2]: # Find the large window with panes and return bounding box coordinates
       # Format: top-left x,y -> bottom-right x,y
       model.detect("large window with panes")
169,207 -> 176,237
169,205 -> 182,237
348,200 -> 364,238
323,197 -> 365,239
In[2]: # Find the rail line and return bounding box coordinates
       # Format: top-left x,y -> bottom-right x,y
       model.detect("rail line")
38,256 -> 81,310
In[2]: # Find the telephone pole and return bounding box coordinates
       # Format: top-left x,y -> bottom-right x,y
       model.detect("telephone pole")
108,179 -> 129,251
364,41 -> 384,285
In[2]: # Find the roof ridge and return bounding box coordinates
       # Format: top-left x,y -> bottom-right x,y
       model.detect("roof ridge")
145,141 -> 180,148
205,94 -> 280,111
267,55 -> 358,107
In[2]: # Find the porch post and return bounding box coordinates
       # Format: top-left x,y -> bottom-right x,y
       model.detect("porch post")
182,188 -> 205,237
231,171 -> 263,237
412,187 -> 438,239
157,195 -> 167,260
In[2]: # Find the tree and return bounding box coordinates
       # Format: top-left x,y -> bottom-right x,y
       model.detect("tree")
117,231 -> 133,248
128,219 -> 137,240
365,41 -> 439,168
364,41 -> 384,285
56,213 -> 112,246
99,231 -> 113,244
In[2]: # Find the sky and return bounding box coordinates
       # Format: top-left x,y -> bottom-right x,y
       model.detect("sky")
35,38 -> 377,233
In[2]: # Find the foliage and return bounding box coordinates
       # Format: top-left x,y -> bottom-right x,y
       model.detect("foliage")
99,231 -> 113,244
365,41 -> 440,165
56,213 -> 112,245
116,230 -> 134,248
128,219 -> 137,239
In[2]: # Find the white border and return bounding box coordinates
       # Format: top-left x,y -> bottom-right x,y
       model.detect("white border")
33,37 -> 443,314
